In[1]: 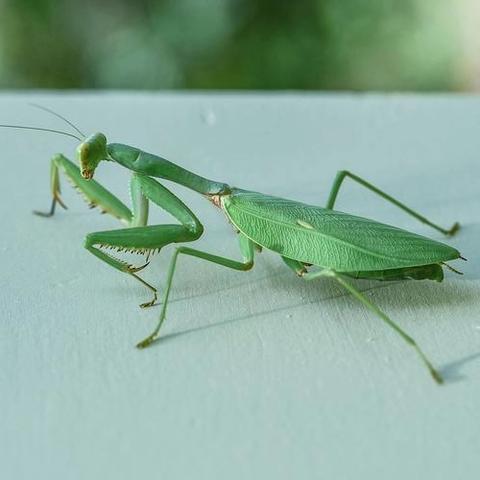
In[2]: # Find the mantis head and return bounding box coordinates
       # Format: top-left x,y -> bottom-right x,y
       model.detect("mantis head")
77,133 -> 108,179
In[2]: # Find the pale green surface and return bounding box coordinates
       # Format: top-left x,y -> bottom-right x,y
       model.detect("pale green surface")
0,93 -> 479,479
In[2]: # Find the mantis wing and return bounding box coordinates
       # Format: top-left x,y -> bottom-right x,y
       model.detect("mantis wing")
222,189 -> 460,272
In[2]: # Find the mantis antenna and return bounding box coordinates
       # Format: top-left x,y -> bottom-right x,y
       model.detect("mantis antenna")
0,124 -> 82,141
29,103 -> 86,138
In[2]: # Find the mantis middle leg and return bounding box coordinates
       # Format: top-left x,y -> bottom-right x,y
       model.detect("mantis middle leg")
325,170 -> 459,236
137,234 -> 255,348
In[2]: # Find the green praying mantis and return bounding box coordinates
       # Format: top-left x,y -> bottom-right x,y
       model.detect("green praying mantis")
1,106 -> 466,384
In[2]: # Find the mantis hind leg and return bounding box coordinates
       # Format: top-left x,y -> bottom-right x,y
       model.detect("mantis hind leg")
34,154 -> 133,224
136,234 -> 255,349
325,170 -> 459,236
302,269 -> 443,384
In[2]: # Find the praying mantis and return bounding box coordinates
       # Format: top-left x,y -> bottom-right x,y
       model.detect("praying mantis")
1,106 -> 466,384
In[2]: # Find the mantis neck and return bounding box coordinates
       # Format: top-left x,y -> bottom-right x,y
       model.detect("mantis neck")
107,143 -> 230,195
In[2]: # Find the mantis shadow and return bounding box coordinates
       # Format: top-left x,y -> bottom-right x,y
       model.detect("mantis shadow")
156,280 -> 397,345
439,351 -> 480,383
144,264 -> 479,386
155,276 -> 477,342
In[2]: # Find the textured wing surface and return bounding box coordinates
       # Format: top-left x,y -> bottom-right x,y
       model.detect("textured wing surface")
223,189 -> 460,272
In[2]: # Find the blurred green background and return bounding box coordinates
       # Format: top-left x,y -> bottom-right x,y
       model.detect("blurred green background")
0,0 -> 478,91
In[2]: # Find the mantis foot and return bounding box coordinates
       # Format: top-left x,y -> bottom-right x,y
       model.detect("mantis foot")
127,271 -> 157,308
33,197 -> 66,217
33,209 -> 55,218
446,222 -> 460,236
136,334 -> 158,349
430,367 -> 444,385
139,291 -> 158,309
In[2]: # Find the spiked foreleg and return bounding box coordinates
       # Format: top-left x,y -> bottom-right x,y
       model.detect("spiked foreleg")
85,224 -> 200,307
85,175 -> 204,307
34,154 -> 133,224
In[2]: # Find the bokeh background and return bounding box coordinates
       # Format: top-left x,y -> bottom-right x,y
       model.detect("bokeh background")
0,0 -> 479,91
